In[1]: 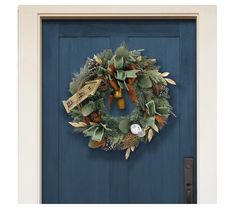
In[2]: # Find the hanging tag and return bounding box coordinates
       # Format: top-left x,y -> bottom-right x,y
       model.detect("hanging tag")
62,79 -> 102,113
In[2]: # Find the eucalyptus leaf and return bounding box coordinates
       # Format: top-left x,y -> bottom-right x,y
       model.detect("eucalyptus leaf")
115,70 -> 127,80
83,125 -> 99,137
97,66 -> 107,75
92,128 -> 104,141
145,117 -> 155,128
114,56 -> 124,69
145,117 -> 159,132
118,119 -> 130,133
125,70 -> 140,78
145,100 -> 157,116
81,101 -> 95,116
117,80 -> 128,90
100,123 -> 112,131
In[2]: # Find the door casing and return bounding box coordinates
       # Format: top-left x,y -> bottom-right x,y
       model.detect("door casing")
18,5 -> 217,204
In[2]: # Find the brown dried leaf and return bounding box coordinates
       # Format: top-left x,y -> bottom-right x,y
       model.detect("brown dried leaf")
88,139 -> 105,149
127,83 -> 138,103
155,115 -> 165,126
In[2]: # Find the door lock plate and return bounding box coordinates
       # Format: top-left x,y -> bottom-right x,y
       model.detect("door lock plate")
184,158 -> 193,203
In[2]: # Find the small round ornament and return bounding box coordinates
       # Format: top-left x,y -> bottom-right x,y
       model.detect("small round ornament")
130,124 -> 142,135
137,129 -> 146,137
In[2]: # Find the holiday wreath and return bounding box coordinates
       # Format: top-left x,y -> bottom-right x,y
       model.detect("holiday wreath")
63,44 -> 176,160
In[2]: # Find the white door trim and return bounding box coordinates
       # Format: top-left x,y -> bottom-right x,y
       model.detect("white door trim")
18,5 -> 217,204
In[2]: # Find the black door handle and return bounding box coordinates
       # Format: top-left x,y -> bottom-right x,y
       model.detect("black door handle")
184,158 -> 193,204
186,188 -> 192,203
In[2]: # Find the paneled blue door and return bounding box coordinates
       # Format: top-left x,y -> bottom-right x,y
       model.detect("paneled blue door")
42,20 -> 196,204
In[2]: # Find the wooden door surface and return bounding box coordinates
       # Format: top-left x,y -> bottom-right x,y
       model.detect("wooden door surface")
42,19 -> 196,203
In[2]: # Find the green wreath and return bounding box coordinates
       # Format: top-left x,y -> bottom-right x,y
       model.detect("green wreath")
63,44 -> 176,159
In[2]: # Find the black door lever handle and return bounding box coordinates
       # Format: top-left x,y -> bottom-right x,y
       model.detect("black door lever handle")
184,158 -> 193,204
186,188 -> 192,203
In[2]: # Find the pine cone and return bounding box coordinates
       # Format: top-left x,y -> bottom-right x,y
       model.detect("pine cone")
98,77 -> 109,91
102,138 -> 113,151
87,58 -> 100,71
83,117 -> 91,124
121,132 -> 139,149
89,112 -> 101,123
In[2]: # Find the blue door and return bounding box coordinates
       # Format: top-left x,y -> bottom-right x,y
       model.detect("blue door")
42,20 -> 196,204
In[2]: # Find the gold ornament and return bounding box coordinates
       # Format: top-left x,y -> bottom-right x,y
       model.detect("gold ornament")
114,88 -> 123,99
117,98 -> 126,109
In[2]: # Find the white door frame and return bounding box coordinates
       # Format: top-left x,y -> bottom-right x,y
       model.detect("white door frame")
18,5 -> 217,204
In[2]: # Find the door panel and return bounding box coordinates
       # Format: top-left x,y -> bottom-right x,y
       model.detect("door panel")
42,20 -> 196,203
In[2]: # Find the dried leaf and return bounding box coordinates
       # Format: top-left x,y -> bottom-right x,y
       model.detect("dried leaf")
107,64 -> 116,76
125,148 -> 131,160
127,83 -> 138,103
127,64 -> 136,70
131,146 -> 135,152
155,115 -> 165,126
136,56 -> 142,62
94,55 -> 102,65
165,78 -> 176,85
88,139 -> 105,149
108,95 -> 114,107
89,122 -> 97,126
69,121 -> 87,128
109,79 -> 119,90
152,124 -> 159,133
161,72 -> 170,77
148,129 -> 154,142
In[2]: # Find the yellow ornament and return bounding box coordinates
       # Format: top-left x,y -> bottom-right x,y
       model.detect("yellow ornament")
114,88 -> 123,99
117,98 -> 126,109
